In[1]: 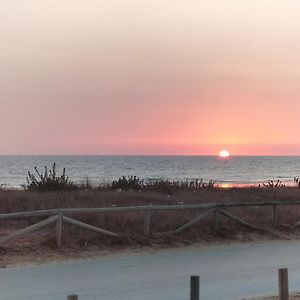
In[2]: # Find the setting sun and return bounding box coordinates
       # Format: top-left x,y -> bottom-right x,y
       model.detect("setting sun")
219,150 -> 230,158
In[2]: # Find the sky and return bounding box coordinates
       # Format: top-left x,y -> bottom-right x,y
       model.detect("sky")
1,0 -> 300,155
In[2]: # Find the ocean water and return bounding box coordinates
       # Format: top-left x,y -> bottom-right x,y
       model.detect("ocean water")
0,156 -> 300,189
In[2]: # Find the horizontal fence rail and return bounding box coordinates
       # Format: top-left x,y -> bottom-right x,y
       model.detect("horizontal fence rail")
1,200 -> 300,248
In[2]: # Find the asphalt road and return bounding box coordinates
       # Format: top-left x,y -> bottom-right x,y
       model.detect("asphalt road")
1,240 -> 300,300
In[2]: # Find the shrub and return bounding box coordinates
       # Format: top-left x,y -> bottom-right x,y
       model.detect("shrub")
111,175 -> 143,191
147,178 -> 217,195
262,180 -> 285,188
110,176 -> 217,194
294,177 -> 300,188
24,163 -> 77,192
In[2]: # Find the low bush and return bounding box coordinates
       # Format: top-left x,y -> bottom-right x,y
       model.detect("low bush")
24,163 -> 77,192
146,178 -> 217,195
110,176 -> 217,195
111,175 -> 143,190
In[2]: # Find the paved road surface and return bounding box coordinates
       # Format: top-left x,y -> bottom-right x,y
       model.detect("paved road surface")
1,240 -> 300,300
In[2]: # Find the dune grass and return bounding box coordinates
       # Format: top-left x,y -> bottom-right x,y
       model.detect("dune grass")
1,187 -> 300,250
0,187 -> 300,266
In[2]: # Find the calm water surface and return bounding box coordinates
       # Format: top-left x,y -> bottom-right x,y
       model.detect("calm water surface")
0,156 -> 300,189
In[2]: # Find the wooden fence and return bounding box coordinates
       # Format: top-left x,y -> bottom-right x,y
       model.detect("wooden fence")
1,200 -> 300,248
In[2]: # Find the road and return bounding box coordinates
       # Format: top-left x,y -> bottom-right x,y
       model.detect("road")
1,240 -> 300,300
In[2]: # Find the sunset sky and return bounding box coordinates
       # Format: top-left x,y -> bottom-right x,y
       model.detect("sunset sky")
1,0 -> 300,155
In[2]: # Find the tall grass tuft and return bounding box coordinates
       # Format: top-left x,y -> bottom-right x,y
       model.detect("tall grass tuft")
24,163 -> 77,192
262,180 -> 285,188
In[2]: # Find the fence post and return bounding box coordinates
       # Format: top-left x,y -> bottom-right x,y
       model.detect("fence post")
213,207 -> 219,230
190,275 -> 200,300
273,205 -> 278,227
67,295 -> 78,300
144,205 -> 151,239
56,211 -> 63,248
278,268 -> 289,300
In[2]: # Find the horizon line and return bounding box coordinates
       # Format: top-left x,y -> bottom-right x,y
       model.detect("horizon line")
1,154 -> 300,157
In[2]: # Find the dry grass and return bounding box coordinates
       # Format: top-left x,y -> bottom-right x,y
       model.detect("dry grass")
1,186 -> 300,211
1,187 -> 300,265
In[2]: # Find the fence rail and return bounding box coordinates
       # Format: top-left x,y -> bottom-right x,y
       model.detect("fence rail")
1,200 -> 300,248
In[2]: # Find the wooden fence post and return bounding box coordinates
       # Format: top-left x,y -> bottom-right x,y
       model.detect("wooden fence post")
273,205 -> 278,227
56,211 -> 63,248
190,275 -> 200,300
67,295 -> 78,300
213,208 -> 219,230
144,205 -> 151,239
279,268 -> 289,300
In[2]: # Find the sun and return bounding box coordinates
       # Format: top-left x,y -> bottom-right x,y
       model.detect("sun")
219,150 -> 230,158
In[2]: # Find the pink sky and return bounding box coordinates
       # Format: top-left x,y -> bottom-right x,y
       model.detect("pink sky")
1,1 -> 300,155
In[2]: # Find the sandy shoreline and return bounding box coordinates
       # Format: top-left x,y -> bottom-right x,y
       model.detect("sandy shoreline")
0,235 -> 267,268
3,179 -> 298,191
1,233 -> 299,269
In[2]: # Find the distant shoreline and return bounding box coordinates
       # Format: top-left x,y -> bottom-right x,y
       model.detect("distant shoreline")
2,179 -> 298,191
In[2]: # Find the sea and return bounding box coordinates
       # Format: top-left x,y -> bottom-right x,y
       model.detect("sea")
0,156 -> 300,189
